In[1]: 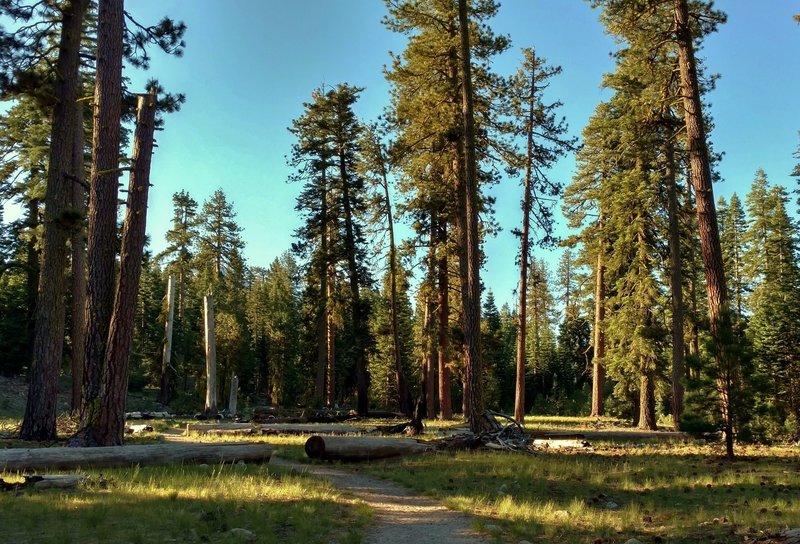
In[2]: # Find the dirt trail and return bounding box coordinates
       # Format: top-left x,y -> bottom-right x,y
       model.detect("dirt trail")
270,457 -> 490,544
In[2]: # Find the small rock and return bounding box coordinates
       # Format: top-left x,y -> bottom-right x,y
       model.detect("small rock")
518,540 -> 534,544
623,539 -> 643,544
605,500 -> 620,510
197,464 -> 210,470
554,510 -> 570,519
235,460 -> 247,469
229,528 -> 256,541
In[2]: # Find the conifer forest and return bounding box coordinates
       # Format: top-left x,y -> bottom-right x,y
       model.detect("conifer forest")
1,0 -> 799,459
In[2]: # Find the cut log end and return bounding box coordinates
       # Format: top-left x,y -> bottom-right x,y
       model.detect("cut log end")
304,435 -> 326,459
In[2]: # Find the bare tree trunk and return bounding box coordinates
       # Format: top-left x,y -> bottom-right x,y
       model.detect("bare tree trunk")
338,153 -> 369,416
458,0 -> 483,433
665,140 -> 685,430
423,220 -> 437,419
314,172 -> 329,405
673,0 -> 734,459
379,157 -> 411,416
228,375 -> 238,416
78,0 -> 125,442
590,216 -> 606,418
325,268 -> 335,408
158,275 -> 176,405
639,370 -> 657,430
204,294 -> 217,415
94,92 -> 157,446
70,98 -> 87,414
437,218 -> 452,420
21,0 -> 88,441
514,58 -> 537,424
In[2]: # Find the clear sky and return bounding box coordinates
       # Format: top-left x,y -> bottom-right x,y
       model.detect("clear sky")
114,1 -> 799,308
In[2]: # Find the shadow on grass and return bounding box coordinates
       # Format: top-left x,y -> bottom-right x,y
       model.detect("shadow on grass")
0,463 -> 368,544
358,446 -> 800,544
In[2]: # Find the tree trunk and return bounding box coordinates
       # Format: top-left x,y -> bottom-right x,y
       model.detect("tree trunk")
92,92 -> 157,446
665,140 -> 685,430
79,0 -> 125,440
380,160 -> 411,416
590,216 -> 606,418
0,443 -> 272,472
673,0 -> 734,459
338,153 -> 369,416
315,175 -> 328,404
437,218 -> 452,419
514,58 -> 537,424
638,370 -> 657,431
458,0 -> 484,433
70,98 -> 87,414
325,261 -> 335,408
204,294 -> 217,415
21,0 -> 88,441
158,275 -> 176,405
228,374 -> 238,416
423,220 -> 437,419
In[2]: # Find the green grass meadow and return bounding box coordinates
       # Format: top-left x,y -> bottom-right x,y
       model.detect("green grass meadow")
355,439 -> 800,543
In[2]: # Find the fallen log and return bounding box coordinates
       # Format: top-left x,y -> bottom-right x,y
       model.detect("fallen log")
125,424 -> 154,434
531,438 -> 591,449
201,428 -> 258,437
185,423 -> 255,435
261,423 -> 368,436
0,443 -> 272,472
305,435 -> 432,461
251,416 -> 309,424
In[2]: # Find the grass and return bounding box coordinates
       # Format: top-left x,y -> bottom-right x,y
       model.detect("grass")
1,461 -> 370,544
353,439 -> 800,543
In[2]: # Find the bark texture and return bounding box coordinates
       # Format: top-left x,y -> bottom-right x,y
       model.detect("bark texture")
93,92 -> 157,446
70,98 -> 87,413
673,0 -> 734,458
21,0 -> 88,441
458,0 -> 483,432
79,0 -> 125,440
0,443 -> 272,472
665,141 -> 685,429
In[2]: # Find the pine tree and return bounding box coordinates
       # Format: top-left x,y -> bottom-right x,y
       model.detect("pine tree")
245,254 -> 302,406
155,190 -> 200,402
745,181 -> 800,437
360,124 -> 412,415
718,194 -> 748,323
503,48 -> 575,422
290,85 -> 372,413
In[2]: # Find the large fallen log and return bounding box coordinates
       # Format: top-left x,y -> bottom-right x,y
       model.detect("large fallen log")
305,435 -> 432,461
261,423 -> 368,436
185,423 -> 255,435
0,443 -> 272,472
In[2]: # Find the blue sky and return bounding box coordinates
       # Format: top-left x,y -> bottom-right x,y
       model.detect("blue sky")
117,1 -> 799,307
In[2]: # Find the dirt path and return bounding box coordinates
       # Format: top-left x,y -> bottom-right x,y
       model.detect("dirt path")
270,457 -> 490,544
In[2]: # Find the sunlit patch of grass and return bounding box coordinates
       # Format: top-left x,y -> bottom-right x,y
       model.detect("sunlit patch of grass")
358,438 -> 800,544
1,461 -> 369,543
